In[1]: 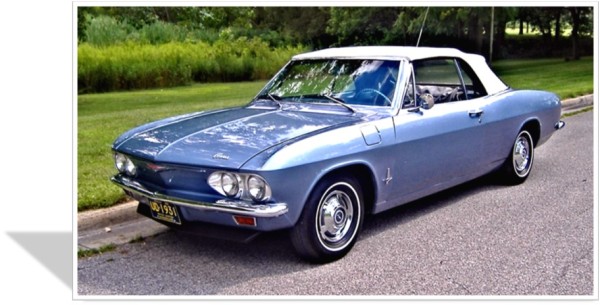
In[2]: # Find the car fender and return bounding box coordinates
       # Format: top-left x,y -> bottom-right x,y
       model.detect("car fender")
242,117 -> 395,223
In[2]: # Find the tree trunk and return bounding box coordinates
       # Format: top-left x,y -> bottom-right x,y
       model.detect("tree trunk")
493,20 -> 507,59
496,14 -> 508,51
519,19 -> 524,35
457,20 -> 464,39
164,7 -> 171,23
569,8 -> 581,60
468,14 -> 484,54
539,18 -> 552,42
554,9 -> 561,43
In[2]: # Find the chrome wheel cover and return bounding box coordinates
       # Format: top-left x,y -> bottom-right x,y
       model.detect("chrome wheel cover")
513,132 -> 532,177
315,182 -> 359,251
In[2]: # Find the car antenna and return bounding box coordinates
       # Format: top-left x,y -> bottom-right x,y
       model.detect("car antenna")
416,7 -> 430,47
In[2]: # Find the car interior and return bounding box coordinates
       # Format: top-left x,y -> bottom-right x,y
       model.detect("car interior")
406,58 -> 488,108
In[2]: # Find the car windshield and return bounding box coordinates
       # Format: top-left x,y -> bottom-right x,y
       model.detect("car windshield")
260,59 -> 400,107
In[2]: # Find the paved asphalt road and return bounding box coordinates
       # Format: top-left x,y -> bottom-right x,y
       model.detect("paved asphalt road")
77,111 -> 594,297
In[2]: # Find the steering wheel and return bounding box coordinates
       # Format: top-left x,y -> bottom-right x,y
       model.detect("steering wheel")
356,88 -> 392,106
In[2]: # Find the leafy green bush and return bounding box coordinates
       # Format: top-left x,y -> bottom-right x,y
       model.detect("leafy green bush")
185,28 -> 220,44
139,20 -> 187,44
78,39 -> 305,92
83,15 -> 134,46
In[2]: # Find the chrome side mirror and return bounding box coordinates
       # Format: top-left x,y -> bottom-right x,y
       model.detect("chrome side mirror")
420,93 -> 435,110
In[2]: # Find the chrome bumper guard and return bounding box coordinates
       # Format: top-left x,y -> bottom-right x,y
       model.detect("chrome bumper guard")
111,175 -> 288,218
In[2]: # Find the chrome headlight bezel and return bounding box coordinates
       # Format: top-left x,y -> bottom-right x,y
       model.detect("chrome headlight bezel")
208,171 -> 272,203
114,153 -> 137,177
247,175 -> 272,202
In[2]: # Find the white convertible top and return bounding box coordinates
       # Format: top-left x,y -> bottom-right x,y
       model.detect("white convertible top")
293,46 -> 508,95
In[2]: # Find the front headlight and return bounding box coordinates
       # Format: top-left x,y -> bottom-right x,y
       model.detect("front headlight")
115,153 -> 127,173
221,172 -> 239,197
125,157 -> 137,176
248,175 -> 271,202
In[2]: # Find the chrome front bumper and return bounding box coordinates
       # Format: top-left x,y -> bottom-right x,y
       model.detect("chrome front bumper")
111,175 -> 288,218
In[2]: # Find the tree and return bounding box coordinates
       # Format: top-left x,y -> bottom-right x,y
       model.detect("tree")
77,6 -> 593,58
567,7 -> 592,60
552,7 -> 565,42
254,7 -> 333,48
497,9 -> 515,42
326,7 -> 403,46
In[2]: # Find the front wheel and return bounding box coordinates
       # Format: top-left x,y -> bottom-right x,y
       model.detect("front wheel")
499,129 -> 535,185
290,175 -> 364,263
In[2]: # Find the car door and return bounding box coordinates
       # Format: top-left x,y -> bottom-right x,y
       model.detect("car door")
390,58 -> 490,201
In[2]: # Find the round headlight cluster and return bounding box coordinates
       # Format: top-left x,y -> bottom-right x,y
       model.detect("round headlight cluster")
208,172 -> 271,202
114,153 -> 137,176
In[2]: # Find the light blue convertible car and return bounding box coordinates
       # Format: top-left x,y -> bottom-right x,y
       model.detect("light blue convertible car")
111,46 -> 564,263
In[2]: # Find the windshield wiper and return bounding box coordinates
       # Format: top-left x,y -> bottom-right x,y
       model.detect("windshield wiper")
317,94 -> 356,113
254,93 -> 282,109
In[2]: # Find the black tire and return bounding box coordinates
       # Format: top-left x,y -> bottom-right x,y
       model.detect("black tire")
290,175 -> 364,263
499,129 -> 535,185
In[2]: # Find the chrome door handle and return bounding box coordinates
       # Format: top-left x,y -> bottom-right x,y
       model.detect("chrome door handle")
468,109 -> 484,118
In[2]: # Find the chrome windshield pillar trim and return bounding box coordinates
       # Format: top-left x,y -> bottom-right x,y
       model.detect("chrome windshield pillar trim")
111,175 -> 288,218
555,121 -> 565,130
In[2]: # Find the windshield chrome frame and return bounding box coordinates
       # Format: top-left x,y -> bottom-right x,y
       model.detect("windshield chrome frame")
393,59 -> 414,116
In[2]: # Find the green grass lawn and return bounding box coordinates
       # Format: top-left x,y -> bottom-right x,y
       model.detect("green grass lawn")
491,57 -> 593,99
78,57 -> 594,211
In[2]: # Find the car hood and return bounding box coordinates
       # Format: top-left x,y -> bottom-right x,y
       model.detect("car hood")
114,107 -> 362,169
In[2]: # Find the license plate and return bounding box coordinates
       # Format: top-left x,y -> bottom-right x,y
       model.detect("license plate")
149,201 -> 182,225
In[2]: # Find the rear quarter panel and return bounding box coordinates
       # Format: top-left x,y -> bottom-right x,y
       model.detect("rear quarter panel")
480,89 -> 561,166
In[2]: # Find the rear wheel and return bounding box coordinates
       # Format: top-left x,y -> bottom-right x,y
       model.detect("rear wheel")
290,175 -> 364,263
499,130 -> 534,185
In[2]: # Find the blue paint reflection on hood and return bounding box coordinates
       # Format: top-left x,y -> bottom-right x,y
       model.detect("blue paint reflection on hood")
114,107 -> 361,169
